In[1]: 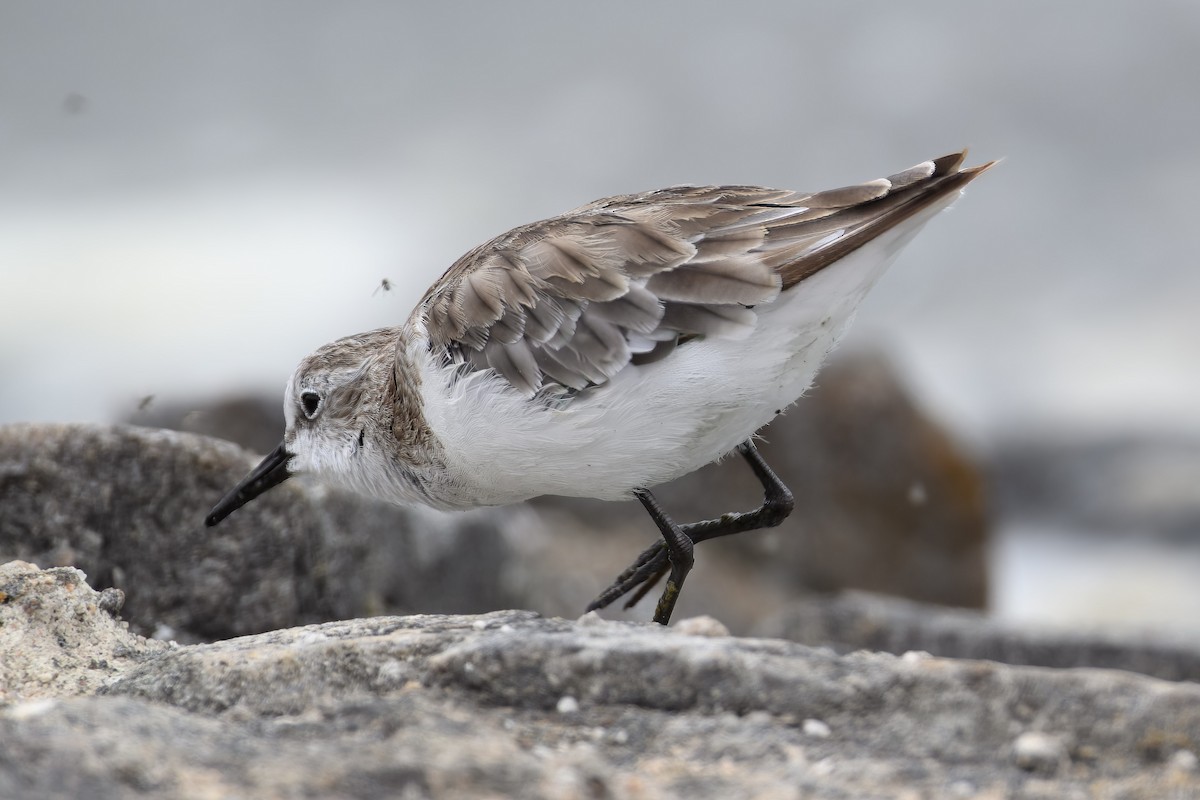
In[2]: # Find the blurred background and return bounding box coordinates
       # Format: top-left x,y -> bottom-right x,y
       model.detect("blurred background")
2,2 -> 1198,633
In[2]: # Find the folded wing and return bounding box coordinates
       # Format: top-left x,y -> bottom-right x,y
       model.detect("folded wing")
411,150 -> 993,396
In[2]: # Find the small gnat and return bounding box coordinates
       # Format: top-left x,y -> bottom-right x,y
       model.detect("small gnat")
205,152 -> 994,626
372,278 -> 393,296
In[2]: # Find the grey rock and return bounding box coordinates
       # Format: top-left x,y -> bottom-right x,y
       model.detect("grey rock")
0,423 -> 533,641
755,590 -> 1200,682
0,560 -> 166,702
988,432 -> 1200,540
4,563 -> 1200,798
124,393 -> 286,458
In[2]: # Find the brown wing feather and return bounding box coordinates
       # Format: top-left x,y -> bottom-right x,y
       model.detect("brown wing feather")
412,150 -> 994,395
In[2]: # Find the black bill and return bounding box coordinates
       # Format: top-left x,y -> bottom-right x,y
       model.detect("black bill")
205,442 -> 293,527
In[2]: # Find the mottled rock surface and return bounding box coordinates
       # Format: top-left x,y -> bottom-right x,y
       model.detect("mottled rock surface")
2,565 -> 1199,799
3,406 -> 1195,797
757,591 -> 1200,683
0,561 -> 166,702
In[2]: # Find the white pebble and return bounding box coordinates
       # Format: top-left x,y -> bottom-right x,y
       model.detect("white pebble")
1013,731 -> 1067,773
1170,749 -> 1198,772
802,718 -> 831,738
556,695 -> 579,714
672,615 -> 730,637
575,611 -> 610,627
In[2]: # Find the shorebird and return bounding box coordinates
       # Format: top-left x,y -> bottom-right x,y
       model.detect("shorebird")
206,150 -> 993,625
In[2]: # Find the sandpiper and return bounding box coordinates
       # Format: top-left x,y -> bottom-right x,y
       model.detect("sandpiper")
206,151 -> 994,625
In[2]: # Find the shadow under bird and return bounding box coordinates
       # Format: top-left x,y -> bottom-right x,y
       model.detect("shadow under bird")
206,151 -> 994,625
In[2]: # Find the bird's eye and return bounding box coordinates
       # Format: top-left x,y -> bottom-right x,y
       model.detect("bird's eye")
300,391 -> 321,419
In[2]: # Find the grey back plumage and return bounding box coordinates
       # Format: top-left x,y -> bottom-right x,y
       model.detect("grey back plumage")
412,151 -> 993,396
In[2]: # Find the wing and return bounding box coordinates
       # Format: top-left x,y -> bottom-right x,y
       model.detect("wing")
410,150 -> 993,396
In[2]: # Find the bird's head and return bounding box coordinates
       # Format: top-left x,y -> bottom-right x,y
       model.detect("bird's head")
205,331 -> 393,527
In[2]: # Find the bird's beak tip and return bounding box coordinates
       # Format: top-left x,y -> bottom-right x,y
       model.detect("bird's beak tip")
205,442 -> 293,527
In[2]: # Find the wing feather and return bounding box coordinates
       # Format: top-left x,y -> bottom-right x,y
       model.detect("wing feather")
410,151 -> 994,396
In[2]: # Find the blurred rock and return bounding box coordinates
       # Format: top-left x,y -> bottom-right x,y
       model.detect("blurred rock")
0,423 -> 532,641
535,350 -> 991,610
3,564 -> 1199,799
125,394 -> 285,457
988,433 -> 1200,540
754,591 -> 1200,683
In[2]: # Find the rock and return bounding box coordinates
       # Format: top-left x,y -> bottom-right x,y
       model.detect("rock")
0,423 -> 533,641
2,564 -> 1199,799
755,591 -> 1200,682
0,561 -> 166,702
988,432 -> 1200,540
533,350 -> 990,619
125,393 -> 286,459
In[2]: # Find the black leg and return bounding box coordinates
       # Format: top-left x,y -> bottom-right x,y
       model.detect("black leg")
586,440 -> 795,618
632,488 -> 694,625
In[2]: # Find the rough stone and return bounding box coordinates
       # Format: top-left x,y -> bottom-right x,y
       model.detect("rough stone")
2,564 -> 1198,799
755,591 -> 1200,683
987,432 -> 1200,540
0,561 -> 166,702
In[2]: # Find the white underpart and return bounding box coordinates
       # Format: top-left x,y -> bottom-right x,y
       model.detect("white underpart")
417,193 -> 961,508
